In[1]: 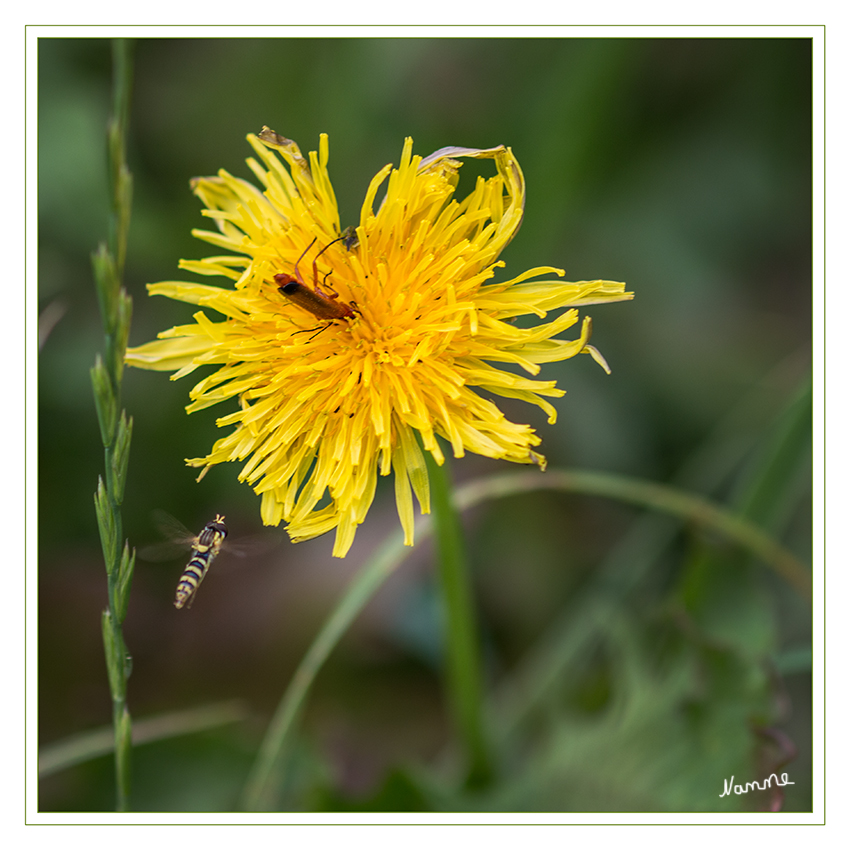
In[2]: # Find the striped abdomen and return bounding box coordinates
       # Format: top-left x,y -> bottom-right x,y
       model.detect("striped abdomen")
174,515 -> 227,610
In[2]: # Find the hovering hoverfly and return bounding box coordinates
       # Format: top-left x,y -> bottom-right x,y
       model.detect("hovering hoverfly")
141,511 -> 278,610
172,514 -> 228,609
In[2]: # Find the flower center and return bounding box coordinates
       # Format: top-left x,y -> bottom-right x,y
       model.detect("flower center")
352,320 -> 416,369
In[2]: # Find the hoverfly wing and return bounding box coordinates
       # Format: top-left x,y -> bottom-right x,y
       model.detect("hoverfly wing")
151,509 -> 197,544
223,532 -> 283,560
139,510 -> 199,562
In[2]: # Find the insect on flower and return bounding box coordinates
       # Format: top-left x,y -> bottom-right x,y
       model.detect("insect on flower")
273,236 -> 356,328
126,130 -> 634,558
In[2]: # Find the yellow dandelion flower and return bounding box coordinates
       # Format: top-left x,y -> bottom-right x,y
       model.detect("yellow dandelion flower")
126,128 -> 633,557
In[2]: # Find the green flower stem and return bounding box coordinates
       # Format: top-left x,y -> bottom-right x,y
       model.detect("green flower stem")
91,38 -> 135,813
240,467 -> 809,810
425,453 -> 493,789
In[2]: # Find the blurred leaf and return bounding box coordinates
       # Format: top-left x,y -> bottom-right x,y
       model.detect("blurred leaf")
472,627 -> 770,812
681,376 -> 812,654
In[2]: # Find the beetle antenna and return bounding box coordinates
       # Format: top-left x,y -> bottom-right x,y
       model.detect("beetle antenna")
293,237 -> 318,279
312,234 -> 347,264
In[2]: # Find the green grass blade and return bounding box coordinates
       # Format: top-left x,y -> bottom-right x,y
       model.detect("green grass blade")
39,700 -> 249,778
241,465 -> 807,809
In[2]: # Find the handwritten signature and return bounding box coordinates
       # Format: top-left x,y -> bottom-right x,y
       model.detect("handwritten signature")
720,773 -> 795,797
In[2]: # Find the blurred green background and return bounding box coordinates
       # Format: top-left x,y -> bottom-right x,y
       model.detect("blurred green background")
37,36 -> 813,813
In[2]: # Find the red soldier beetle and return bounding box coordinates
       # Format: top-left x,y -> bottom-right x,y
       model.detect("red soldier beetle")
274,236 -> 356,323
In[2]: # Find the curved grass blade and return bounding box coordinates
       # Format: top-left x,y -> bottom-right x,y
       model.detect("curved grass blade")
240,466 -> 809,810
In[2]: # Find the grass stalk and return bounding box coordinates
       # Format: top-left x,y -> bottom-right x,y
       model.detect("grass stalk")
239,525 -> 418,810
90,38 -> 136,812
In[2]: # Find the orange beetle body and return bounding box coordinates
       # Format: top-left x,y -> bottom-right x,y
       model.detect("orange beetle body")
275,275 -> 355,320
275,237 -> 356,322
